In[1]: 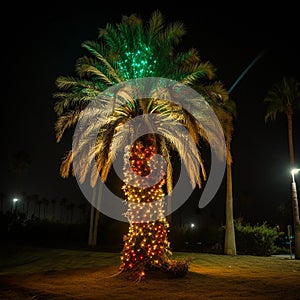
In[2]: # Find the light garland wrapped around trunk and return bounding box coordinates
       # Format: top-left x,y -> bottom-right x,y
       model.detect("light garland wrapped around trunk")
120,138 -> 172,279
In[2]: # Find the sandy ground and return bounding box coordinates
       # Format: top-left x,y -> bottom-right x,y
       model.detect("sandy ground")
0,245 -> 300,300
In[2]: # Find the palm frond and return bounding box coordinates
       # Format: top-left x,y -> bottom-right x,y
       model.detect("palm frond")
55,76 -> 79,89
180,61 -> 216,85
157,116 -> 206,188
76,61 -> 113,86
81,41 -> 122,83
148,10 -> 165,36
60,150 -> 73,178
54,76 -> 103,115
176,48 -> 200,64
160,21 -> 186,46
55,110 -> 82,142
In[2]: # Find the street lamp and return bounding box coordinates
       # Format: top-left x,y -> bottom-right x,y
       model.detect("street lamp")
290,168 -> 300,259
291,169 -> 300,183
12,198 -> 19,211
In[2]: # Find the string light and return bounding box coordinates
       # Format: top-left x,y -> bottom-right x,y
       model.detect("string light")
120,136 -> 172,278
116,46 -> 157,80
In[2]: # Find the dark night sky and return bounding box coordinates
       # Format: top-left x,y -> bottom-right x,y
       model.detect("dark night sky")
2,3 -> 300,226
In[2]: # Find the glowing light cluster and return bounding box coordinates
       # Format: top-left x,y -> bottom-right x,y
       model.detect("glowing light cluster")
117,45 -> 157,80
120,137 -> 171,278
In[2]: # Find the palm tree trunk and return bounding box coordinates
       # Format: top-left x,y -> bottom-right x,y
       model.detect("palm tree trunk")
224,160 -> 237,255
291,182 -> 300,259
92,183 -> 103,246
88,182 -> 103,246
287,112 -> 295,167
26,201 -> 30,218
88,204 -> 95,246
287,111 -> 299,259
88,184 -> 97,246
52,203 -> 56,221
120,139 -> 172,274
92,210 -> 100,246
224,127 -> 236,255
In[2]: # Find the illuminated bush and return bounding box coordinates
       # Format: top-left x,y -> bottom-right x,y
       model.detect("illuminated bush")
234,219 -> 281,256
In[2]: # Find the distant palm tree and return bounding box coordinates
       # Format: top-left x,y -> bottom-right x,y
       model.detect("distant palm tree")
37,198 -> 43,219
54,11 -> 226,275
21,192 -> 27,215
195,84 -> 237,255
78,202 -> 88,223
264,76 -> 300,259
66,202 -> 75,223
0,192 -> 6,212
10,150 -> 31,197
59,197 -> 68,222
43,197 -> 49,219
31,194 -> 40,218
25,194 -> 31,217
11,150 -> 31,175
264,76 -> 300,167
214,98 -> 237,255
51,199 -> 57,221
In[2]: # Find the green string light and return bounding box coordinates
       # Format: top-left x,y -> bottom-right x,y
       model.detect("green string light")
117,44 -> 156,79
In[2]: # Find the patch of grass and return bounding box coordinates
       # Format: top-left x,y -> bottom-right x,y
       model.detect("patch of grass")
0,243 -> 120,275
1,242 -> 300,300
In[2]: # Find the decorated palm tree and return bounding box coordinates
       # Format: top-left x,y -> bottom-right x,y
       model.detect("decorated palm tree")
264,76 -> 300,259
54,11 -> 226,278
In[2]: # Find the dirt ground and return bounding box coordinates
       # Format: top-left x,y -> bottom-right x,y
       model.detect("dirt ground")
0,245 -> 300,300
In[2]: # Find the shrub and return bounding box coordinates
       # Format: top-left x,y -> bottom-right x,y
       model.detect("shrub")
234,219 -> 281,256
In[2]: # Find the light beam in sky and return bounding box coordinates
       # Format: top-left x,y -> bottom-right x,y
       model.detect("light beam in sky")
228,49 -> 267,94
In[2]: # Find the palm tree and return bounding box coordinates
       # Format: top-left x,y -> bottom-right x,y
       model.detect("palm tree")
25,194 -> 32,218
43,197 -> 49,219
88,182 -> 103,246
213,98 -> 237,255
66,202 -> 75,223
59,197 -> 68,222
11,150 -> 31,176
54,11 -> 226,277
195,84 -> 237,255
31,194 -> 40,218
78,202 -> 88,223
0,192 -> 6,213
10,150 -> 31,205
264,76 -> 300,259
264,76 -> 300,167
51,198 -> 57,221
37,198 -> 43,219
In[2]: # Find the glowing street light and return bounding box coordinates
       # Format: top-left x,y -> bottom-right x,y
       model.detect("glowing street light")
12,198 -> 19,211
190,223 -> 195,229
291,169 -> 300,183
290,168 -> 300,259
